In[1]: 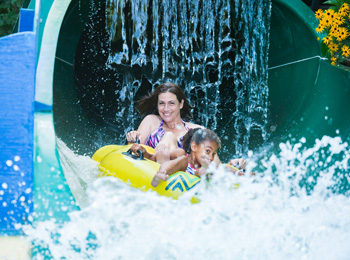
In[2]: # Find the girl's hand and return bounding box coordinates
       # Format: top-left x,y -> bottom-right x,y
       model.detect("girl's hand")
195,167 -> 207,177
195,155 -> 211,177
229,158 -> 247,170
199,155 -> 211,169
126,130 -> 140,143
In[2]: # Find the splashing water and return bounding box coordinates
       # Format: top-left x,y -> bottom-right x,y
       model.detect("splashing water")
25,136 -> 350,259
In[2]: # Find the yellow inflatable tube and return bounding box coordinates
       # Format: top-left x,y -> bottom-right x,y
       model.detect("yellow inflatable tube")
92,144 -> 201,199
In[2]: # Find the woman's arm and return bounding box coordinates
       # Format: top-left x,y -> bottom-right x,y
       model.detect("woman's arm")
228,158 -> 247,170
158,155 -> 188,176
130,144 -> 156,161
169,148 -> 186,160
126,115 -> 161,144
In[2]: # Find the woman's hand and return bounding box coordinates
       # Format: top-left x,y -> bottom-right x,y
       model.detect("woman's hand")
126,130 -> 140,143
130,144 -> 146,154
228,158 -> 247,170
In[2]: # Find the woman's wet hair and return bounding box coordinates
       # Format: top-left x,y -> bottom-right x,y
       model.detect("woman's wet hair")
181,128 -> 221,154
136,82 -> 192,121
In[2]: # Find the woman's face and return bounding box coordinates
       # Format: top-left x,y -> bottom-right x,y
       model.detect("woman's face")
157,92 -> 184,122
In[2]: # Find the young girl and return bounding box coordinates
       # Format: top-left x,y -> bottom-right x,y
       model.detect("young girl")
131,128 -> 222,187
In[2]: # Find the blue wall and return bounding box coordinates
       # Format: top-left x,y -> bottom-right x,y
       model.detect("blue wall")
0,9 -> 36,234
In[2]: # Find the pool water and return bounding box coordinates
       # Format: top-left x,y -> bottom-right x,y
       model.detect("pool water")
25,135 -> 350,260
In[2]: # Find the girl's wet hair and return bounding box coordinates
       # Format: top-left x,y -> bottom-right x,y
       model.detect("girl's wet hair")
136,82 -> 192,121
181,128 -> 221,154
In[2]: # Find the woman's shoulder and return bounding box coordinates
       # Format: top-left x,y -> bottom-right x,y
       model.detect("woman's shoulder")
137,114 -> 162,138
185,121 -> 204,129
141,115 -> 162,131
142,114 -> 162,124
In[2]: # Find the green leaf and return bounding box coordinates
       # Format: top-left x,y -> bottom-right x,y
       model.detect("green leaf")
0,0 -> 23,37
324,0 -> 342,6
338,56 -> 345,62
324,0 -> 350,6
321,41 -> 328,57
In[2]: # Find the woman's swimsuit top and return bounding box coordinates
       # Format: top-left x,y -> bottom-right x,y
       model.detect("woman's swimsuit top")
145,119 -> 190,149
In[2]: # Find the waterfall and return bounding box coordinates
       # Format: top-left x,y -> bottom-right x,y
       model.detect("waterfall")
105,0 -> 271,157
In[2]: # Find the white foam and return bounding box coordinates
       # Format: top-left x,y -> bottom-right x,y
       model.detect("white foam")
24,136 -> 350,260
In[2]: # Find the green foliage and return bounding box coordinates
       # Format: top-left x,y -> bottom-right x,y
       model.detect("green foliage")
0,0 -> 24,37
315,1 -> 350,66
324,0 -> 350,7
320,41 -> 329,57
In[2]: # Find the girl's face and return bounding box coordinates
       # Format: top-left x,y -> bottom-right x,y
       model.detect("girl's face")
157,92 -> 184,122
191,140 -> 218,168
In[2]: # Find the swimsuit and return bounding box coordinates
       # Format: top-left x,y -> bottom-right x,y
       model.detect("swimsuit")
185,154 -> 197,175
186,162 -> 197,175
145,119 -> 190,148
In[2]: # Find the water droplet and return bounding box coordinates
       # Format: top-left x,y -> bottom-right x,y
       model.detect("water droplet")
6,160 -> 13,167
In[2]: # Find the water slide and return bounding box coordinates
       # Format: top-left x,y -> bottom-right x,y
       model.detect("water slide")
51,0 -> 350,156
1,0 -> 350,258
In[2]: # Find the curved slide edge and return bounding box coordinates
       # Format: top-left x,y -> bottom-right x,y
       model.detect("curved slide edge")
33,0 -> 80,221
268,0 -> 350,146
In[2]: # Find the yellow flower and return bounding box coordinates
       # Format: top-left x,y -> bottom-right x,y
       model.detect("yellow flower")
329,25 -> 339,37
323,36 -> 332,45
340,3 -> 350,14
325,9 -> 335,18
316,24 -> 324,34
331,57 -> 337,66
334,15 -> 345,26
339,8 -> 348,17
315,4 -> 350,61
339,3 -> 349,17
336,34 -> 343,42
342,45 -> 350,58
315,9 -> 324,20
338,9 -> 345,17
329,42 -> 339,52
320,17 -> 332,28
338,27 -> 349,41
328,11 -> 338,22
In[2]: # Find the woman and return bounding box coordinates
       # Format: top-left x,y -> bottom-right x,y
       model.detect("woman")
126,82 -> 246,168
126,82 -> 199,148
